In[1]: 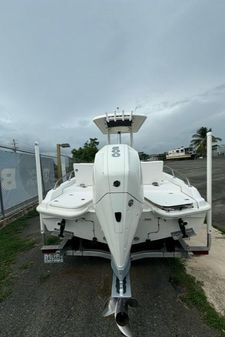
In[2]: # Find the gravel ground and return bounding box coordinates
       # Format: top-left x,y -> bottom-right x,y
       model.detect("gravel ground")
0,158 -> 224,337
186,226 -> 225,316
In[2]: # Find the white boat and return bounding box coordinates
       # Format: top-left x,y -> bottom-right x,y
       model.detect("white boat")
166,146 -> 196,160
36,112 -> 211,336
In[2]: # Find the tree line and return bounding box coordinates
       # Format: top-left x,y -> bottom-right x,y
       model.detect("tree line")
71,127 -> 222,162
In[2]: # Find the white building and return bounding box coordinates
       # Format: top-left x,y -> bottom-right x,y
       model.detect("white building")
212,144 -> 225,157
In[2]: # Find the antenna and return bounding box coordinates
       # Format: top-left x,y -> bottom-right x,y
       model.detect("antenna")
12,139 -> 18,152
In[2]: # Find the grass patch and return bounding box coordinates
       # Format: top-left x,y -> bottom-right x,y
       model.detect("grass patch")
0,212 -> 36,302
45,235 -> 61,245
169,258 -> 225,334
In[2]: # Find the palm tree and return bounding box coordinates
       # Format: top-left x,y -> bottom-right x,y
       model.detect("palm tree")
190,127 -> 222,157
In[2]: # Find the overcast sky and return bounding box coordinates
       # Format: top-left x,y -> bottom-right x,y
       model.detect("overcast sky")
0,0 -> 225,155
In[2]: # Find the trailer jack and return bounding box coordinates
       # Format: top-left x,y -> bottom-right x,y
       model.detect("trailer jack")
178,218 -> 188,238
58,219 -> 66,237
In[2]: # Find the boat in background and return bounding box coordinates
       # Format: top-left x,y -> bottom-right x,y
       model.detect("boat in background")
166,146 -> 196,160
36,111 -> 212,337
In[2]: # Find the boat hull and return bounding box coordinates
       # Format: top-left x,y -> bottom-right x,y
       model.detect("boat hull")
41,207 -> 207,244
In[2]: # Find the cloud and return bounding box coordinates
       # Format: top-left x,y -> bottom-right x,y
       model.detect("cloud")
134,83 -> 225,153
0,0 -> 225,155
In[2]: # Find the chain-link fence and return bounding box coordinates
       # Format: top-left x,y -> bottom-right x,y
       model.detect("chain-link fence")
0,146 -> 56,219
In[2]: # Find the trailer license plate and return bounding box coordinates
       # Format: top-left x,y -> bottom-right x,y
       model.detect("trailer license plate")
44,252 -> 63,263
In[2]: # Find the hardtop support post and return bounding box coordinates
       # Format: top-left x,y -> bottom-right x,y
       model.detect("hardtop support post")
107,131 -> 111,144
130,130 -> 133,147
118,132 -> 122,144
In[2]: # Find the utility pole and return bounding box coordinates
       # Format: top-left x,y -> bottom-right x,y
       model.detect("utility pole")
56,143 -> 70,181
57,144 -> 62,181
